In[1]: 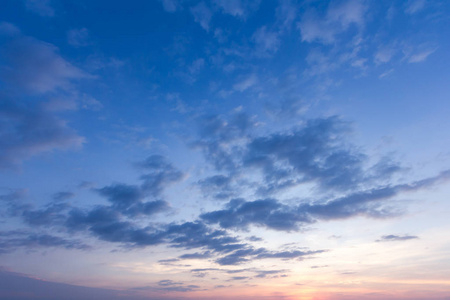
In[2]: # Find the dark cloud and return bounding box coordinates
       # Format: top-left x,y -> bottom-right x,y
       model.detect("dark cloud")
90,155 -> 181,218
244,117 -> 366,192
246,236 -> 262,242
0,98 -> 84,168
254,269 -> 287,278
201,170 -> 450,233
192,112 -> 257,171
24,0 -> 55,17
0,189 -> 27,202
193,115 -> 405,206
96,184 -> 169,218
52,191 -> 75,201
198,174 -> 236,200
0,230 -> 89,254
229,276 -> 249,281
22,203 -> 69,226
158,279 -> 182,286
215,247 -> 323,266
97,184 -> 143,209
137,155 -> 184,197
376,235 -> 419,242
0,36 -> 89,93
164,221 -> 245,253
201,198 -> 311,231
255,249 -> 325,259
179,251 -> 212,259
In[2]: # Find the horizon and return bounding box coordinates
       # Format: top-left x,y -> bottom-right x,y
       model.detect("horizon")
1,0 -> 450,299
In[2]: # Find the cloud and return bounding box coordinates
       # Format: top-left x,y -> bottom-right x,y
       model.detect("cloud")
0,36 -> 89,94
376,234 -> 419,242
52,191 -> 75,201
201,198 -> 310,231
160,0 -> 183,12
137,155 -> 184,197
67,28 -> 90,47
213,0 -> 260,19
179,251 -> 212,259
191,2 -> 213,31
408,48 -> 436,63
252,26 -> 280,56
192,112 -> 257,170
0,22 -> 21,36
0,99 -> 85,169
198,175 -> 236,200
201,170 -> 450,232
375,46 -> 396,64
233,74 -> 258,92
0,270 -> 145,300
298,0 -> 366,44
0,231 -> 89,254
25,0 -> 55,17
215,246 -> 324,265
244,117 -> 369,192
405,0 -> 426,14
276,0 -> 297,30
254,269 -> 286,278
22,203 -> 69,226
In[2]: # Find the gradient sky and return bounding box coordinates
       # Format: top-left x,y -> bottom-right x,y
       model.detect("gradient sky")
1,0 -> 450,299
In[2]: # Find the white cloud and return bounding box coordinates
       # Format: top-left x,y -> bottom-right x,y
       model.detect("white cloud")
214,0 -> 260,19
160,0 -> 182,12
0,99 -> 85,169
0,22 -> 21,36
25,0 -> 55,17
408,48 -> 436,63
189,58 -> 205,74
1,36 -> 90,94
276,0 -> 297,30
67,28 -> 90,47
375,47 -> 396,64
233,74 -> 257,92
191,2 -> 213,31
252,26 -> 280,55
405,0 -> 426,14
298,0 -> 366,44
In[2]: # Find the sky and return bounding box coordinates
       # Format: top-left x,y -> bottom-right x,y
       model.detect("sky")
0,0 -> 450,299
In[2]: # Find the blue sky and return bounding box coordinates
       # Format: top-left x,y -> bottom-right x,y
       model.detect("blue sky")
1,1 -> 450,299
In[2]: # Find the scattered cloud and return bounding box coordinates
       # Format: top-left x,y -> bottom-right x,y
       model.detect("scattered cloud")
376,234 -> 419,242
52,191 -> 75,202
233,74 -> 258,92
213,0 -> 260,19
160,0 -> 183,12
252,26 -> 280,56
25,0 -> 55,17
0,36 -> 90,94
0,99 -> 85,169
405,0 -> 427,14
191,2 -> 213,31
0,231 -> 89,254
67,28 -> 90,47
298,0 -> 367,44
0,22 -> 21,36
408,48 -> 436,63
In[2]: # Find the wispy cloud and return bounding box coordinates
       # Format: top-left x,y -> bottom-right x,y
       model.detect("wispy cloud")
405,0 -> 427,14
67,28 -> 90,47
298,0 -> 367,44
408,48 -> 436,63
191,2 -> 213,31
376,234 -> 419,242
25,0 -> 55,17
